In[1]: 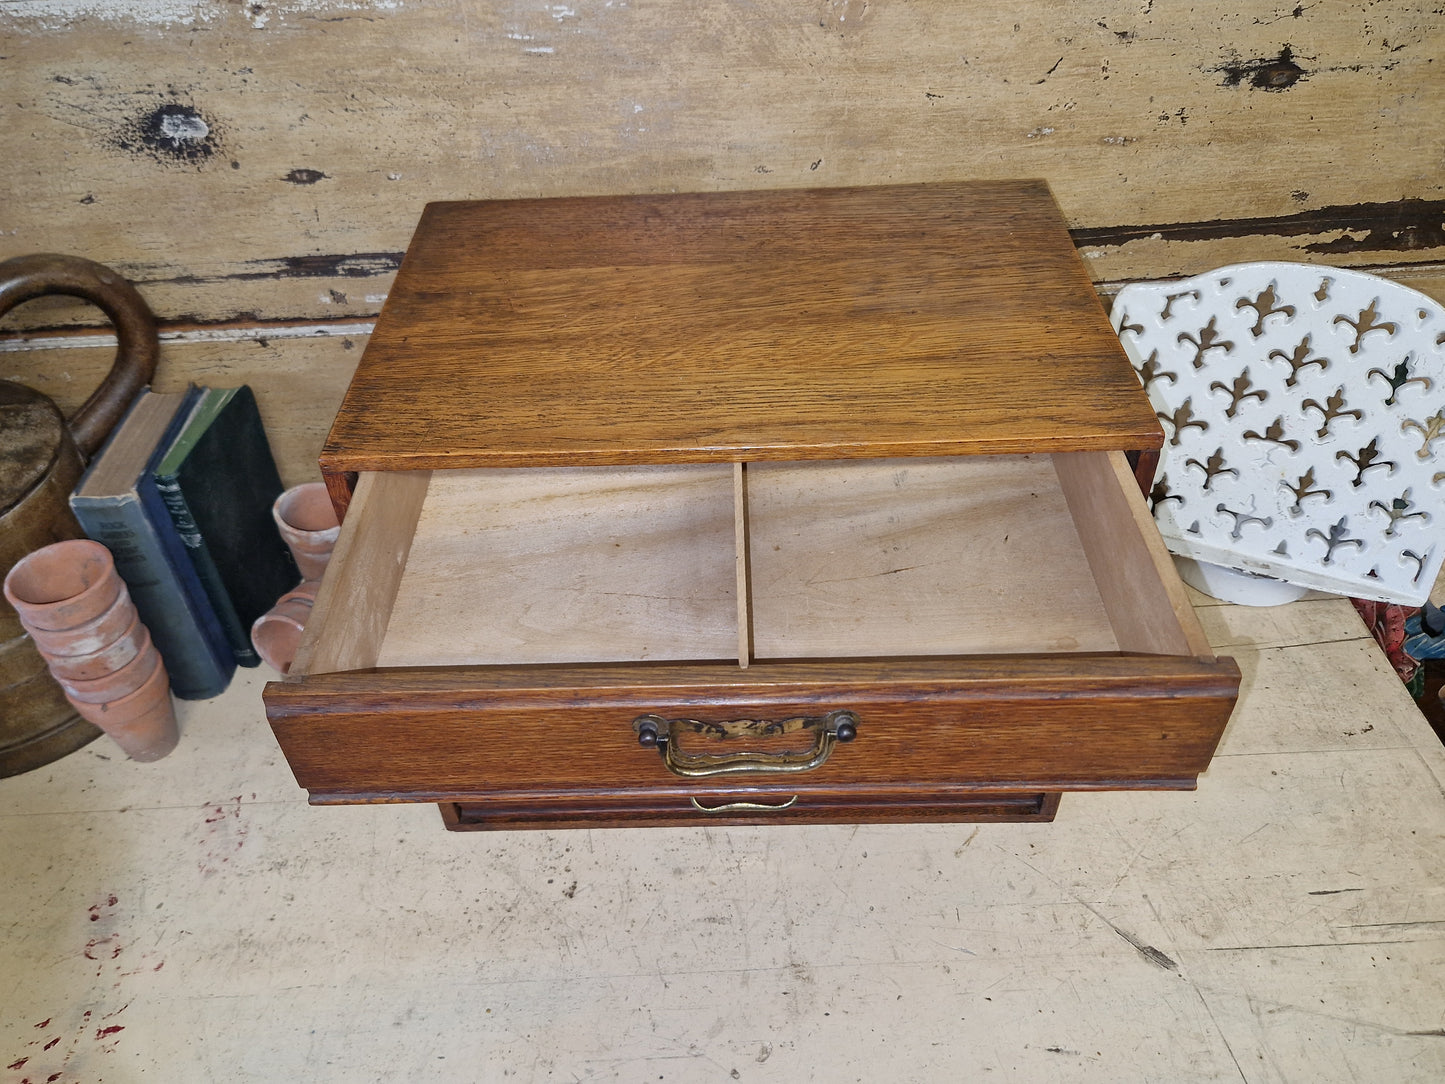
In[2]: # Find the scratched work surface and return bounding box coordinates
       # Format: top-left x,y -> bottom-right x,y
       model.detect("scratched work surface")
1,592 -> 1443,1082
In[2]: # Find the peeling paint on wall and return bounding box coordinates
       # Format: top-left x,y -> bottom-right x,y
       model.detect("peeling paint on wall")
0,0 -> 402,31
1212,46 -> 1308,90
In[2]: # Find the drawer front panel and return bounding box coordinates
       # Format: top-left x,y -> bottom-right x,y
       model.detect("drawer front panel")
265,655 -> 1239,804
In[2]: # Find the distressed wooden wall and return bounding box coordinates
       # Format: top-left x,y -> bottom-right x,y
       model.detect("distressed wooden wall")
2,0 -> 1441,482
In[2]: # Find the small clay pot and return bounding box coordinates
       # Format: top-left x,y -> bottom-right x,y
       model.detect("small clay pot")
58,639 -> 161,703
251,579 -> 319,675
41,614 -> 150,683
273,483 -> 340,581
65,660 -> 177,762
25,586 -> 136,658
4,539 -> 123,631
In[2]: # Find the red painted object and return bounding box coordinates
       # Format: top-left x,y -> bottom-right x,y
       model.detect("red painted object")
1351,597 -> 1421,684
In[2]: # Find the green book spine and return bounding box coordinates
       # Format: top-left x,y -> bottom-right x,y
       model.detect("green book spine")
152,472 -> 260,667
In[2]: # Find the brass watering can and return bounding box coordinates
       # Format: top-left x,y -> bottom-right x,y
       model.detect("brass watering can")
0,254 -> 158,775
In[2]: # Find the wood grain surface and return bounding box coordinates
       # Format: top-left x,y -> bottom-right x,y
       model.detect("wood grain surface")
265,653 -> 1241,804
745,454 -> 1120,659
322,183 -> 1162,471
290,469 -> 430,676
376,463 -> 740,667
320,451 -> 1214,670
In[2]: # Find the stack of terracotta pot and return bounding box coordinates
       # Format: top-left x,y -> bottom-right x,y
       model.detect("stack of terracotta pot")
251,482 -> 341,674
3,538 -> 177,762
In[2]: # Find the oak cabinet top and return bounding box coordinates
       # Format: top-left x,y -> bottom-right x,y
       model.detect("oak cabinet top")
322,180 -> 1161,473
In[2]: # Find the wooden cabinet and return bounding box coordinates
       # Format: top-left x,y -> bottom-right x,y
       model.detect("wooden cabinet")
263,181 -> 1240,829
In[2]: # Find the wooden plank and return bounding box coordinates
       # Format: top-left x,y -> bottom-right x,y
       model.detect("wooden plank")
747,455 -> 1120,658
320,184 -> 1163,471
290,469 -> 430,676
1052,449 -> 1214,658
1076,201 -> 1445,264
0,1 -> 1437,328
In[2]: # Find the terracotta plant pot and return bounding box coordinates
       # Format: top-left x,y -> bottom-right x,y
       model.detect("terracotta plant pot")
251,579 -> 319,675
25,586 -> 136,657
7,538 -> 178,762
3,538 -> 122,631
41,613 -> 149,683
58,638 -> 161,703
273,483 -> 340,581
64,659 -> 177,762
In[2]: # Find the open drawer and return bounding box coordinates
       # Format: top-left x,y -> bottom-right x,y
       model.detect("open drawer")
264,448 -> 1239,829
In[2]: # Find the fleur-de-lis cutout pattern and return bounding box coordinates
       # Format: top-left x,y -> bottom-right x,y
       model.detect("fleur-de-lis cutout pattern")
1112,262 -> 1445,605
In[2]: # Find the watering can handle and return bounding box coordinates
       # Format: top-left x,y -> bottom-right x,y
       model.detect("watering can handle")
0,253 -> 159,460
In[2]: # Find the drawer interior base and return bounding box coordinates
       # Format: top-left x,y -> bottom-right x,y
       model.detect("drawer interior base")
372,454 -> 1132,668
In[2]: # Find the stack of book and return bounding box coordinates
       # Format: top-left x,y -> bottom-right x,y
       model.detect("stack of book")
69,386 -> 300,699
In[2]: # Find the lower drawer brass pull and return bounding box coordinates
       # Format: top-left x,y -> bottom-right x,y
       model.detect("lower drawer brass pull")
633,709 -> 858,777
690,796 -> 799,813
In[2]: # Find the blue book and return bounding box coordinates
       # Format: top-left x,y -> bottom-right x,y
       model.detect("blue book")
69,387 -> 234,699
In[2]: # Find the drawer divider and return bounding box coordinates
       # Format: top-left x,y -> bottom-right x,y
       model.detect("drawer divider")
734,461 -> 753,668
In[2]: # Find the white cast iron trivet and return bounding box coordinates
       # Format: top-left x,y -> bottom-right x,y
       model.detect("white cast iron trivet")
1111,262 -> 1445,606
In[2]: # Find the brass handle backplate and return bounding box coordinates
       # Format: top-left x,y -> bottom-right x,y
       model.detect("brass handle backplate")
633,709 -> 858,778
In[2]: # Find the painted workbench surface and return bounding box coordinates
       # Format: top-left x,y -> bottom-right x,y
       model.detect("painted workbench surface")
2,588 -> 1442,1082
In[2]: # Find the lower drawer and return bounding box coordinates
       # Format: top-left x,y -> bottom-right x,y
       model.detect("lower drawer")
440,790 -> 1065,830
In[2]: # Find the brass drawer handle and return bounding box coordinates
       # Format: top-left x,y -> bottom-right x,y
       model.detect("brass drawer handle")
633,710 -> 858,777
690,796 -> 799,814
